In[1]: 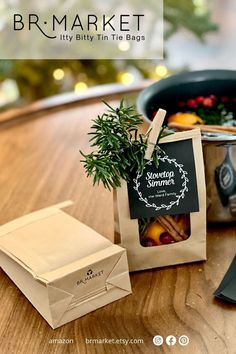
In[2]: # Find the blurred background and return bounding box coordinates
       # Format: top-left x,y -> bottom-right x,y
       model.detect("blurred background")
0,0 -> 234,109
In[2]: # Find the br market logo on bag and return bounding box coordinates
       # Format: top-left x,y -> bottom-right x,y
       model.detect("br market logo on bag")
0,0 -> 163,59
76,269 -> 104,286
128,139 -> 200,219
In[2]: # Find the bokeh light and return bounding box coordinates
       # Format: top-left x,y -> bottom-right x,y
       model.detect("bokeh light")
155,65 -> 168,77
53,68 -> 65,81
118,72 -> 135,85
74,81 -> 88,92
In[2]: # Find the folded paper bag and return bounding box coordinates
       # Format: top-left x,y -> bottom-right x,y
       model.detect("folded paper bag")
0,201 -> 131,329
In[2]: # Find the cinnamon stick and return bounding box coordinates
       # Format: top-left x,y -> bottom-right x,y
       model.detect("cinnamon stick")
157,216 -> 183,242
156,215 -> 190,242
163,215 -> 189,240
168,122 -> 236,135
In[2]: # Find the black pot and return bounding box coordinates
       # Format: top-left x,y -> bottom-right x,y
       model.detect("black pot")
137,69 -> 236,122
137,70 -> 236,223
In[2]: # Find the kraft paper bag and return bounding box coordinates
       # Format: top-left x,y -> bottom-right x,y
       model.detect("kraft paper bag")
115,110 -> 207,272
0,201 -> 131,329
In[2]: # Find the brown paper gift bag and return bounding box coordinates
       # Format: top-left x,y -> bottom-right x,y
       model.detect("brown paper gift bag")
0,201 -> 131,329
115,110 -> 207,272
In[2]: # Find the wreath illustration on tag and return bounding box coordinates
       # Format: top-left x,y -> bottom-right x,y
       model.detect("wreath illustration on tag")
133,155 -> 189,211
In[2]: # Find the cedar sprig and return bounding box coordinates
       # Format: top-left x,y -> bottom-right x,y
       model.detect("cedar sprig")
80,100 -> 165,190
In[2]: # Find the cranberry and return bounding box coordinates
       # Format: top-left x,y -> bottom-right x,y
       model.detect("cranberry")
187,99 -> 198,108
141,237 -> 157,247
203,97 -> 214,107
196,96 -> 204,104
221,96 -> 229,103
209,94 -> 217,101
160,233 -> 175,244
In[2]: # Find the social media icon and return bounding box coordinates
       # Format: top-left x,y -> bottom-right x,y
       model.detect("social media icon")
179,335 -> 189,346
166,335 -> 176,346
153,335 -> 163,346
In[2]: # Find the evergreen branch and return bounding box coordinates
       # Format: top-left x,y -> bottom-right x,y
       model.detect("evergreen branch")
80,101 -> 167,190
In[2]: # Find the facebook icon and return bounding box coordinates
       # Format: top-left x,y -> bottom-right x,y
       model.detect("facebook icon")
166,335 -> 177,346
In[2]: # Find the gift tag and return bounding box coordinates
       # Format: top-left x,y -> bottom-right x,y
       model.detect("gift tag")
215,146 -> 236,207
127,139 -> 199,219
214,255 -> 236,303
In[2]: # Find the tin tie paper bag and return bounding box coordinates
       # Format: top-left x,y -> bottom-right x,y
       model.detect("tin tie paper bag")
115,110 -> 207,271
80,102 -> 206,272
0,201 -> 131,329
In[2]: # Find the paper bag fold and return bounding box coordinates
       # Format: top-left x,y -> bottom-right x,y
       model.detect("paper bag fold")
0,201 -> 131,328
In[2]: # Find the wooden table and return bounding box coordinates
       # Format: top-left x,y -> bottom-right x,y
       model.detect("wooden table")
0,88 -> 236,354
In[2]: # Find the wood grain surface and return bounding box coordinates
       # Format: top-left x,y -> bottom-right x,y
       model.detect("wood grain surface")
0,99 -> 236,354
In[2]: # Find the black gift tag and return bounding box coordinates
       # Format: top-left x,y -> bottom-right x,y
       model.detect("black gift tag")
215,146 -> 236,207
127,139 -> 199,219
214,255 -> 236,304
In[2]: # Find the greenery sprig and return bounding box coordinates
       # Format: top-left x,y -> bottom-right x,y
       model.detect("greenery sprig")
80,100 -> 166,190
197,104 -> 234,126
